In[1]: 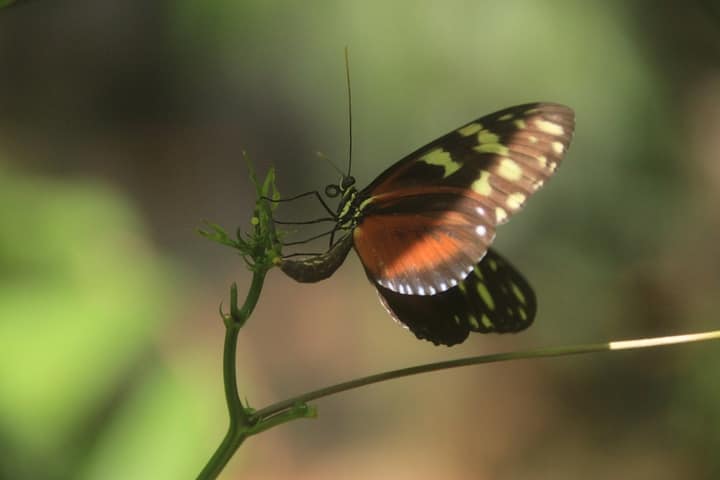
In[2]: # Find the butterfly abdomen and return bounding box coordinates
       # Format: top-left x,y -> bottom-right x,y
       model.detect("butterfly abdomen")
280,233 -> 354,283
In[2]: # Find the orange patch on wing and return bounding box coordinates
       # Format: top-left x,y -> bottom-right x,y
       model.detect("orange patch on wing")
353,211 -> 474,281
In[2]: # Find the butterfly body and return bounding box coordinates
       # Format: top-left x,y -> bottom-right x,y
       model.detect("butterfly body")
280,102 -> 574,345
280,233 -> 354,283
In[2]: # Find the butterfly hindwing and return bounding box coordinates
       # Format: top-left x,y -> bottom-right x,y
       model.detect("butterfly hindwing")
375,248 -> 536,346
354,103 -> 574,295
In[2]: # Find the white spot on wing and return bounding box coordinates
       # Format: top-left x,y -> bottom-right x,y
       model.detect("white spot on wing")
498,158 -> 523,181
475,225 -> 487,236
506,192 -> 526,210
535,119 -> 565,136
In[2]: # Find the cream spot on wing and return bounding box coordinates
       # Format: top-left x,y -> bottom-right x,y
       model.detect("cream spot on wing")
511,283 -> 527,304
474,143 -> 510,155
513,119 -> 527,129
472,265 -> 483,279
552,141 -> 565,154
499,113 -> 514,121
535,119 -> 564,136
471,171 -> 492,196
457,122 -> 483,136
419,148 -> 461,178
507,192 -> 526,210
495,207 -> 508,223
476,283 -> 495,310
498,158 -> 523,181
528,135 -> 538,144
537,155 -> 547,167
477,130 -> 500,144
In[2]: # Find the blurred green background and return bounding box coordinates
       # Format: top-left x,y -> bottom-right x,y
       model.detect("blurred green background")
2,1 -> 720,479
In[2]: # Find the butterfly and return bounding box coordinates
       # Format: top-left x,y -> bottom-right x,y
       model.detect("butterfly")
278,103 -> 575,346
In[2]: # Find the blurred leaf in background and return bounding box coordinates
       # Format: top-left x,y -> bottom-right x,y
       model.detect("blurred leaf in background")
0,164 -> 219,479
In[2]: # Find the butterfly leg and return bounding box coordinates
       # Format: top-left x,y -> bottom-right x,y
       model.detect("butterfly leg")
261,190 -> 336,218
273,217 -> 336,225
328,224 -> 345,248
280,228 -> 335,247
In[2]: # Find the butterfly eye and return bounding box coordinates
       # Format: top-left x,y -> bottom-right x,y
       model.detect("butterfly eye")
325,184 -> 340,197
341,175 -> 356,190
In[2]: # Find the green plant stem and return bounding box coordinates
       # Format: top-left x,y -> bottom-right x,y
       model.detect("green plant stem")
250,329 -> 720,423
197,271 -> 267,480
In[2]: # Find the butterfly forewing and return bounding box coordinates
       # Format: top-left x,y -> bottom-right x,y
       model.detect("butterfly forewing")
354,103 -> 574,294
376,249 -> 536,346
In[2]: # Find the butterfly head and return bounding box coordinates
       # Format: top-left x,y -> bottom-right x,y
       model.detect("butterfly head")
322,175 -> 359,228
324,174 -> 356,198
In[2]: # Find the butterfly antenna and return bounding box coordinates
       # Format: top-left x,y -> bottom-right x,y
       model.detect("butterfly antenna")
344,46 -> 353,177
316,151 -> 344,176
